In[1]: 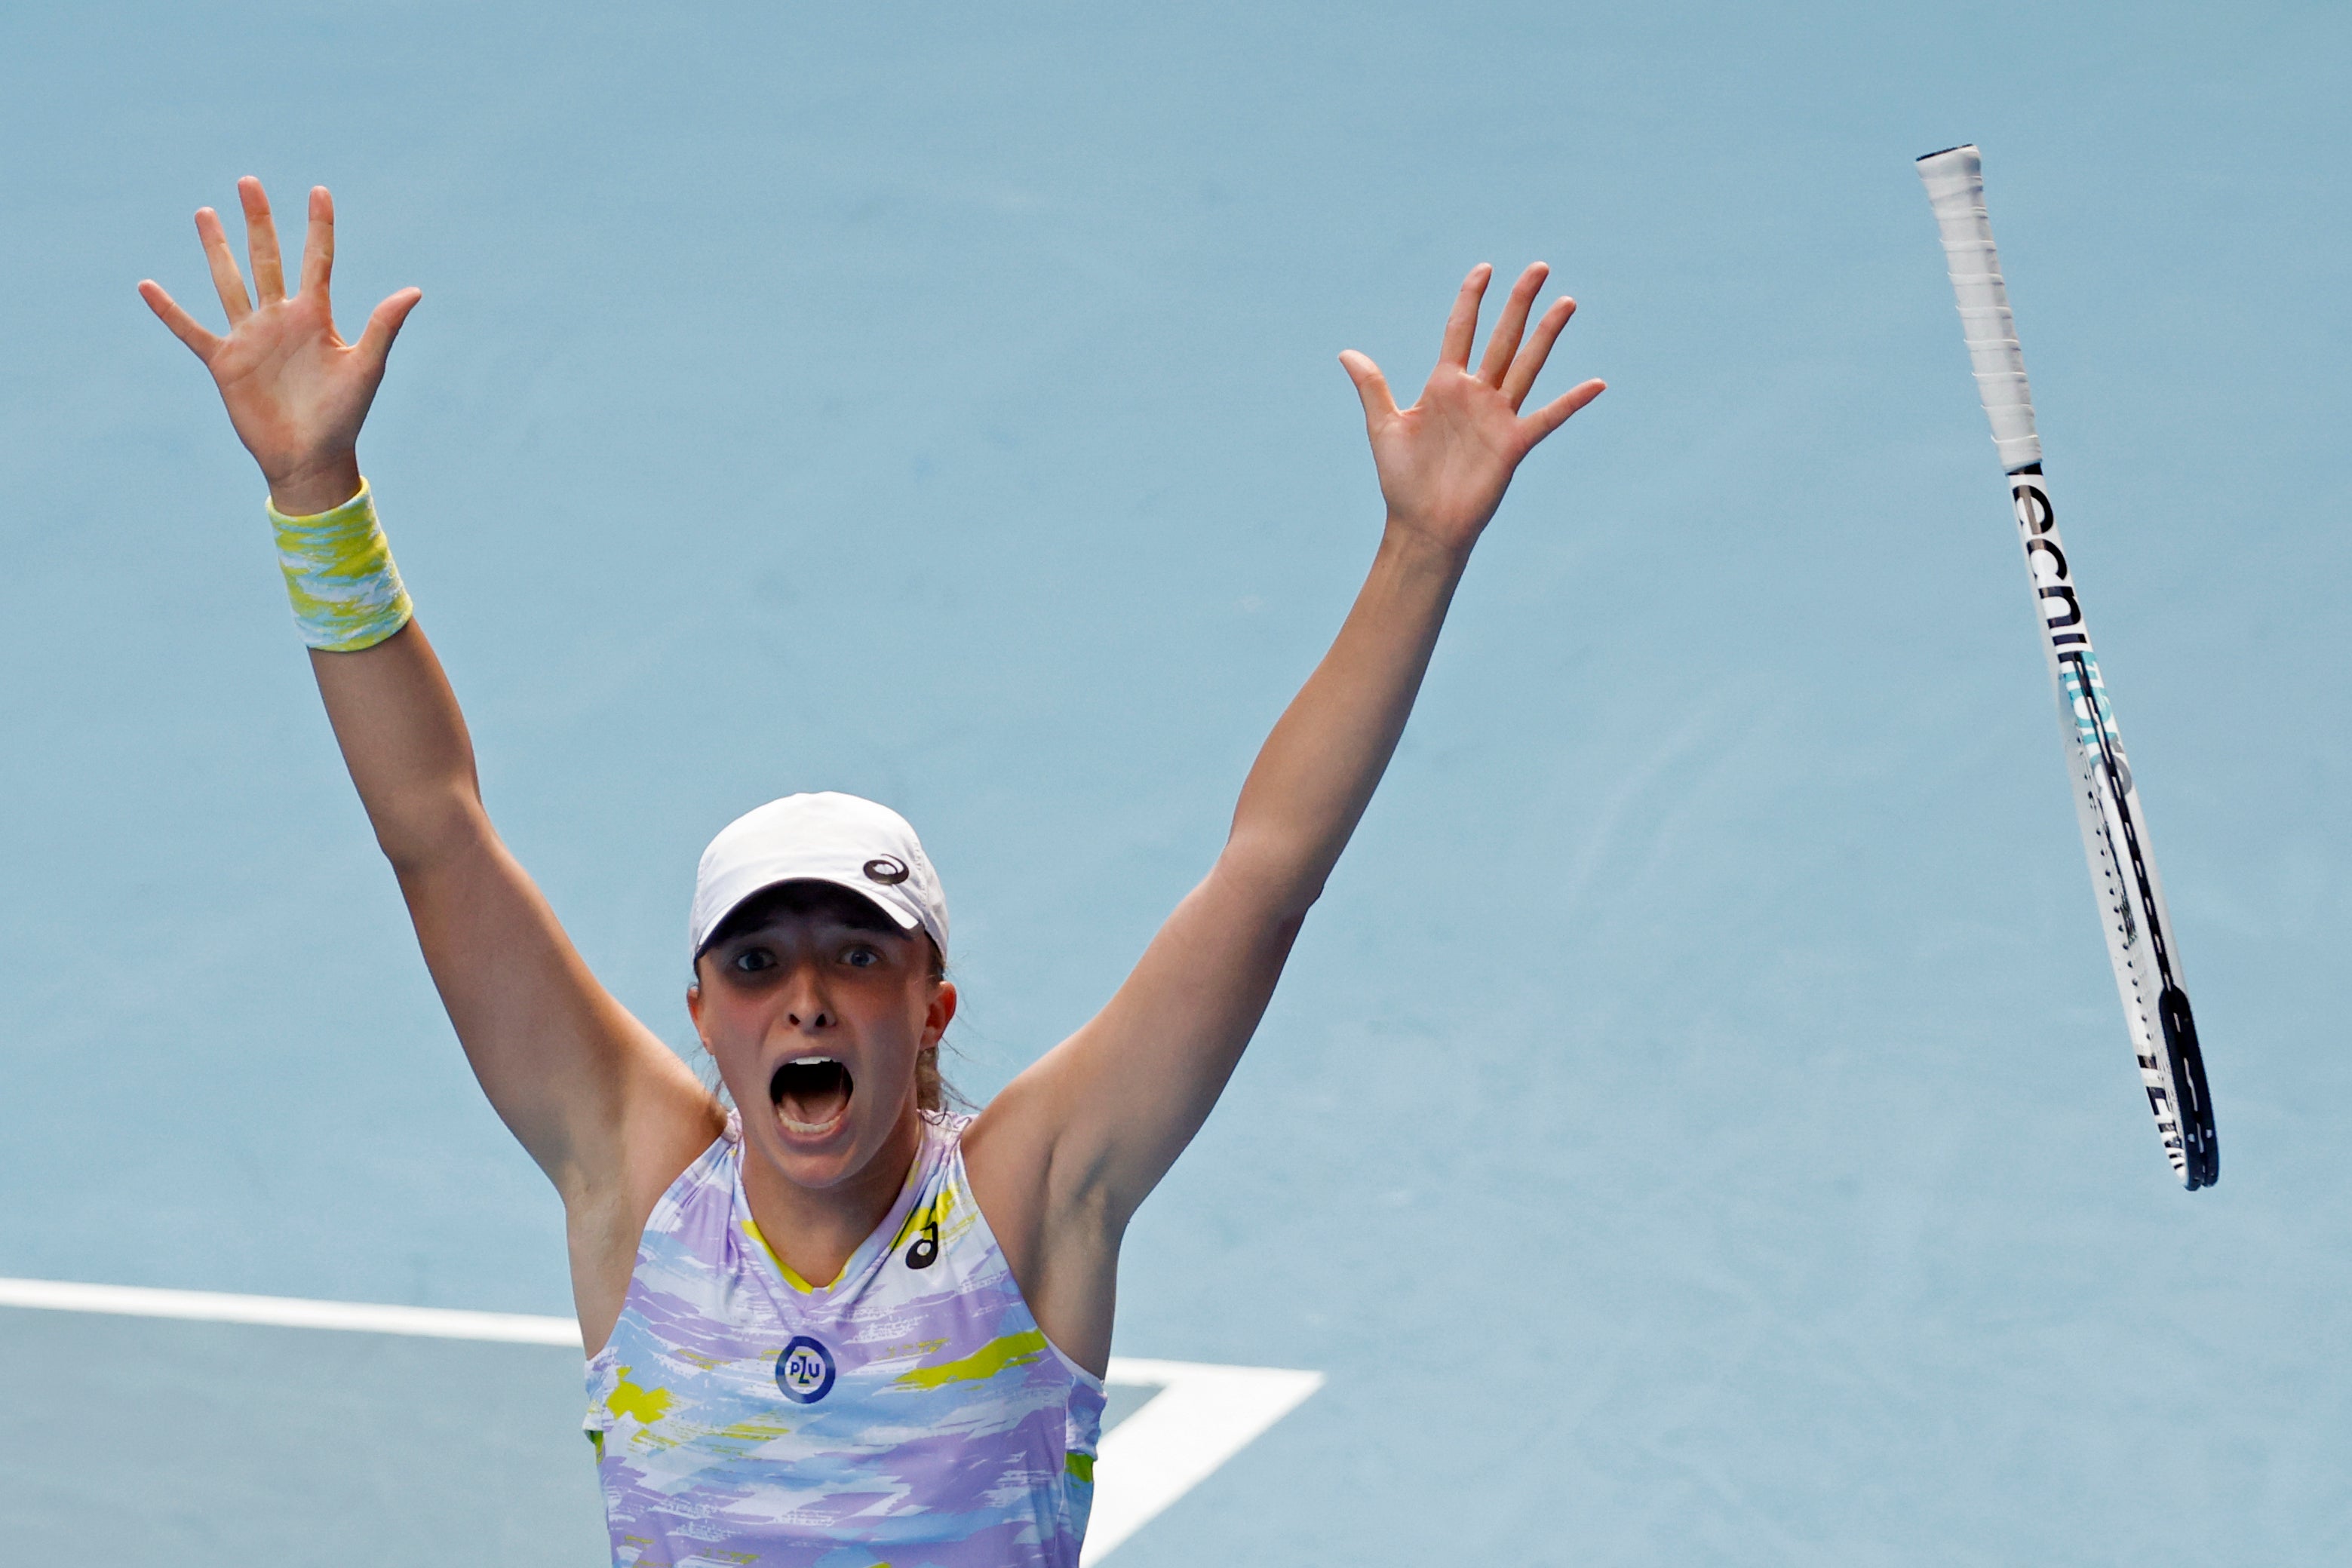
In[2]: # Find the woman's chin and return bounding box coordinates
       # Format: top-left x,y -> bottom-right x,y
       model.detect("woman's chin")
754,1106 -> 890,1191
741,1078 -> 920,1192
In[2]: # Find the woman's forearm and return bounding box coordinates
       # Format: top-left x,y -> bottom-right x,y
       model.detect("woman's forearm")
1219,522 -> 1468,913
259,472 -> 486,874
309,622 -> 491,875
1214,264 -> 1599,918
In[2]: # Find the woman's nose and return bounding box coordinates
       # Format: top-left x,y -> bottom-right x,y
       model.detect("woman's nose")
780,969 -> 833,1029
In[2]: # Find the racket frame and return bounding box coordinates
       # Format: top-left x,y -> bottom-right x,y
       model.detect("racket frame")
1919,145 -> 2217,1189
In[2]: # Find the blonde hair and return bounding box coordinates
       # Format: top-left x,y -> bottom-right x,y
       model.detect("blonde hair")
913,935 -> 969,1115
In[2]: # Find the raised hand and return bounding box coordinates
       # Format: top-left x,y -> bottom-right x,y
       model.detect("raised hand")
1340,262 -> 1604,557
139,178 -> 422,514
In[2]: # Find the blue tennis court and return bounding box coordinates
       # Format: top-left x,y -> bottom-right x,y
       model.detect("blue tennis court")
4,3 -> 2349,1562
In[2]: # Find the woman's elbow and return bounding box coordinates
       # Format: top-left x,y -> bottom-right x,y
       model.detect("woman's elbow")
375,787 -> 494,878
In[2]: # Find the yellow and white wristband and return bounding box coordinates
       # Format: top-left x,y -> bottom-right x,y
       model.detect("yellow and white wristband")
267,480 -> 414,652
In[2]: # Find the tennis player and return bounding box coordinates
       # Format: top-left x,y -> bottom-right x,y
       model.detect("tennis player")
140,177 -> 1604,1567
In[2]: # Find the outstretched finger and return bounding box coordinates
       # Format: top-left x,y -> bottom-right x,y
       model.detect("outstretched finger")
1520,377 -> 1607,445
1500,296 -> 1577,410
1339,349 -> 1399,429
354,287 -> 425,372
137,280 -> 223,363
195,207 -> 252,324
299,186 -> 336,301
1438,264 -> 1491,370
239,177 -> 288,305
1475,263 -> 1549,388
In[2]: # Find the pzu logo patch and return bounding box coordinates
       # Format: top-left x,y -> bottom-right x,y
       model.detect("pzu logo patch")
775,1335 -> 837,1404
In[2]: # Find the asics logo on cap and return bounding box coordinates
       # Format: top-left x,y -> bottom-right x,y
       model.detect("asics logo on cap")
864,856 -> 910,885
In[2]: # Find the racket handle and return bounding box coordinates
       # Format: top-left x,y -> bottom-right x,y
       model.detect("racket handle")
1918,145 -> 2043,474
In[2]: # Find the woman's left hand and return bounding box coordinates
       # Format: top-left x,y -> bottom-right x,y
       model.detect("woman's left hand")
1340,262 -> 1604,559
139,178 -> 422,514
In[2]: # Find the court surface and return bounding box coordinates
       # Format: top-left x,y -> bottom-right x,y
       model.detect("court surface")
4,3 -> 2350,1563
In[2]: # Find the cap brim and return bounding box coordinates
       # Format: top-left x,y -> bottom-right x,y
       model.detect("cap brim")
695,873 -> 925,957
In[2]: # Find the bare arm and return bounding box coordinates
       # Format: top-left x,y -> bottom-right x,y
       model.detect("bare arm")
304,628 -> 713,1196
966,263 -> 1604,1365
141,180 -> 716,1340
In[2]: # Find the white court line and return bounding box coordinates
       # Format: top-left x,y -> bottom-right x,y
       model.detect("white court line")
0,1275 -> 583,1344
1079,1355 -> 1323,1564
0,1275 -> 1319,1562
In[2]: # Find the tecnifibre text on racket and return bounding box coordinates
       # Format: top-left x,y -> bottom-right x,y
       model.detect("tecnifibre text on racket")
1918,145 -> 2217,1189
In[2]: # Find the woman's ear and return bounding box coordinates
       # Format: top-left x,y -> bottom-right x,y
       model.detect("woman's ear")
923,980 -> 959,1047
686,980 -> 706,1042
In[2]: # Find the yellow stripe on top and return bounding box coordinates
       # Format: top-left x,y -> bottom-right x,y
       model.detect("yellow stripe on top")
742,1217 -> 845,1293
894,1330 -> 1048,1391
266,479 -> 413,652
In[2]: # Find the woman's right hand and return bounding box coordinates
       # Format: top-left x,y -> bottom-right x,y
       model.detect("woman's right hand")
140,177 -> 421,515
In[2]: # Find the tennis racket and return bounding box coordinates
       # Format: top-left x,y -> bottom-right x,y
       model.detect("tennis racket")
1918,144 -> 2218,1189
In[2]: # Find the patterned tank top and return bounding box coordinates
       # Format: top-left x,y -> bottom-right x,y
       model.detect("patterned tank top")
585,1111 -> 1105,1567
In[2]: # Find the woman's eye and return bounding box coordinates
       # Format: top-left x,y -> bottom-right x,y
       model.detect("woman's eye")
843,947 -> 880,969
732,950 -> 775,972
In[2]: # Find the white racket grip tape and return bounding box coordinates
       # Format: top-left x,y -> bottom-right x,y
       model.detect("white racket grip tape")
1918,145 -> 2043,473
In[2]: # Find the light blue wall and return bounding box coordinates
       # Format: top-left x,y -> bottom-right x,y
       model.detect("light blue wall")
2,4 -> 2345,1562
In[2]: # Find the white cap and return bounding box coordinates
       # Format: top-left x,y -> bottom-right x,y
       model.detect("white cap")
690,793 -> 949,961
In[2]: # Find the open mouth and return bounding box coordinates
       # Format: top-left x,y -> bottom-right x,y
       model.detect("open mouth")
770,1057 -> 854,1137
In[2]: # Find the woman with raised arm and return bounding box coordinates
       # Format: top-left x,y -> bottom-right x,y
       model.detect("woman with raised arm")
140,176 -> 1604,1568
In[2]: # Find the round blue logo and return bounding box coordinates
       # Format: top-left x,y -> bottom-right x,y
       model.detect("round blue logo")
775,1335 -> 837,1404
